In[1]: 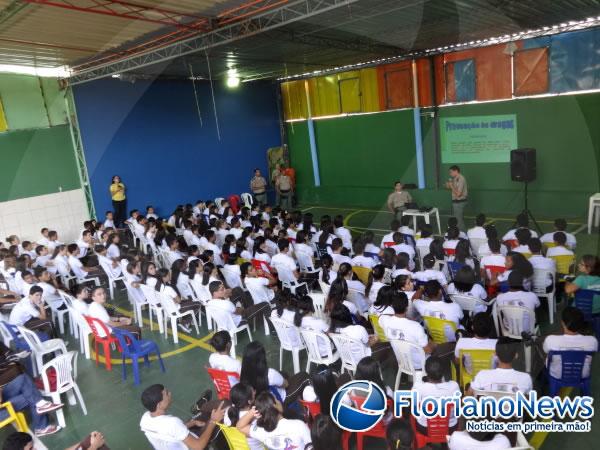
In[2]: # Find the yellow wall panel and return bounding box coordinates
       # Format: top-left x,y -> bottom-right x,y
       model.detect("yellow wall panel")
281,80 -> 307,120
0,97 -> 7,132
359,68 -> 380,112
310,76 -> 340,117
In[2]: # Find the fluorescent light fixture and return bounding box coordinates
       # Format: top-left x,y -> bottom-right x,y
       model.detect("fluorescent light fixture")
226,68 -> 240,88
111,73 -> 121,78
0,64 -> 70,77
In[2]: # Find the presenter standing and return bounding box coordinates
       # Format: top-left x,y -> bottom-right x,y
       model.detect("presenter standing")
109,175 -> 126,228
387,181 -> 412,220
250,168 -> 268,206
445,165 -> 468,231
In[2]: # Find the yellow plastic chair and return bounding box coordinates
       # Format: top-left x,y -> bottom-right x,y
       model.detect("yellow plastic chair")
458,349 -> 496,391
369,314 -> 387,342
0,402 -> 29,433
236,258 -> 250,265
423,316 -> 457,344
217,423 -> 251,450
550,254 -> 575,278
542,242 -> 557,250
352,266 -> 372,285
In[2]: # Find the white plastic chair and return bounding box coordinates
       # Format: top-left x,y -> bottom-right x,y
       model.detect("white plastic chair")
318,280 -> 331,297
329,332 -> 368,375
496,304 -> 539,373
214,197 -> 225,208
39,351 -> 87,428
125,282 -> 148,327
347,288 -> 369,315
67,307 -> 91,359
296,251 -> 319,275
389,339 -> 425,390
156,291 -> 199,344
450,294 -> 499,335
58,291 -> 77,336
127,222 -> 139,249
45,298 -> 70,336
139,284 -> 165,335
469,238 -> 488,258
205,305 -> 252,358
531,268 -> 556,324
300,328 -> 339,371
220,266 -> 242,289
269,316 -> 306,373
240,193 -> 253,208
0,321 -> 13,347
55,262 -> 75,288
188,280 -> 210,330
310,292 -> 326,320
18,326 -> 68,377
98,260 -> 125,299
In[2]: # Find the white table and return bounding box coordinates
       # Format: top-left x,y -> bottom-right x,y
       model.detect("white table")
403,208 -> 441,235
588,193 -> 600,234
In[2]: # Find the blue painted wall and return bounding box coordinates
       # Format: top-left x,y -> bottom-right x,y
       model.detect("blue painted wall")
74,78 -> 281,218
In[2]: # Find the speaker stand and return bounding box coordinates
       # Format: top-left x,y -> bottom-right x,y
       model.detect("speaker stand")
518,181 -> 542,234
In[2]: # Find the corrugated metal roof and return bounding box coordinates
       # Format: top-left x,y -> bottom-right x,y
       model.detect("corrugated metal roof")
0,0 -> 599,78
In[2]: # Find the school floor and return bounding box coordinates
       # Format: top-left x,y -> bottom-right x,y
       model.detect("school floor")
3,205 -> 600,450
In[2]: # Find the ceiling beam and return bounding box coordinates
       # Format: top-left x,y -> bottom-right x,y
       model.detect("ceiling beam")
0,0 -> 29,26
68,0 -> 360,85
21,0 -> 209,29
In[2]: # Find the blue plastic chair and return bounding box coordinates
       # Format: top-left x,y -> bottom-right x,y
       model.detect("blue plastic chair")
574,289 -> 600,339
447,261 -> 465,281
1,322 -> 34,375
111,328 -> 165,385
546,350 -> 594,396
401,234 -> 416,248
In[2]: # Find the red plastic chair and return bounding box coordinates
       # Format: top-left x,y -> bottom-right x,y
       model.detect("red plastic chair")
251,259 -> 273,275
443,247 -> 456,256
206,367 -> 240,400
299,399 -> 321,420
485,265 -> 506,297
342,396 -> 392,450
411,403 -> 454,448
383,242 -> 395,248
227,195 -> 241,214
84,316 -> 120,371
504,239 -> 518,249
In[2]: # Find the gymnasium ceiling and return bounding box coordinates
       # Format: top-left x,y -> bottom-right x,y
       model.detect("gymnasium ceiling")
0,0 -> 599,82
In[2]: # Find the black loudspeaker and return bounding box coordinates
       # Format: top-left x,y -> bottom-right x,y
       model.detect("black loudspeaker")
510,148 -> 536,182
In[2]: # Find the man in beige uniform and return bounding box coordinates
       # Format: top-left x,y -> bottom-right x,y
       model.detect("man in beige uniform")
250,168 -> 267,206
445,165 -> 468,231
387,181 -> 412,220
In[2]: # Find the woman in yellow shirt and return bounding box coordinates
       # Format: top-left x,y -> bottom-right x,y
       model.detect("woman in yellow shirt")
109,175 -> 126,227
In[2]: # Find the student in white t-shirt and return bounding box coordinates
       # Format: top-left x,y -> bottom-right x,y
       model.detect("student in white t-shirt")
412,357 -> 460,431
480,239 -> 506,283
496,272 -> 540,314
334,215 -> 353,251
454,312 -> 497,360
9,285 -> 47,328
541,218 -> 576,250
469,337 -> 533,395
447,266 -> 487,309
96,245 -> 123,279
208,331 -> 242,386
140,384 -> 225,450
416,224 -> 434,258
448,430 -> 511,450
270,239 -> 299,282
413,254 -> 448,287
413,280 -> 463,340
241,262 -> 277,305
365,265 -> 386,305
88,286 -> 141,338
379,292 -> 433,369
350,241 -> 376,269
391,232 -> 415,262
399,216 -> 415,237
237,392 -> 312,450
443,227 -> 461,255
528,238 -> 556,288
546,231 -> 575,259
72,284 -> 91,316
380,219 -> 401,248
467,213 -> 487,240
224,383 -> 264,450
543,306 -> 598,380
502,213 -> 539,243
103,211 -> 115,229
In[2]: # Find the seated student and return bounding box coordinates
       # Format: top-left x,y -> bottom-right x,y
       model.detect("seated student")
33,245 -> 55,274
513,228 -> 532,256
154,268 -> 202,332
171,259 -> 194,300
208,331 -> 241,384
208,280 -> 270,327
355,356 -> 394,398
399,216 -> 415,237
37,228 -> 50,247
203,230 -> 224,266
416,224 -> 434,256
495,252 -> 534,291
448,427 -> 511,450
391,252 -> 412,279
369,285 -> 396,316
528,237 -> 556,289
467,213 -> 487,240
391,232 -> 416,262
336,263 -> 369,313
46,230 -> 62,251
126,209 -> 140,226
270,238 -> 299,281
294,230 -> 314,260
241,262 -> 277,305
146,205 -> 158,220
333,215 -> 353,251
565,255 -> 600,311
546,231 -> 575,259
9,286 -> 54,338
413,254 -> 448,287
72,284 -> 91,316
428,238 -> 448,275
443,227 -> 461,256
381,219 -> 401,248
309,415 -> 343,450
412,357 -> 460,433
20,241 -> 36,260
452,240 -> 476,270
34,267 -> 65,309
140,384 -> 225,450
95,244 -> 123,279
379,292 -> 433,368
18,270 -> 35,298
454,313 -> 497,366
447,266 -> 487,304
88,286 -> 142,338
362,231 -> 380,256
365,264 -> 386,305
76,230 -> 94,261
330,238 -> 351,269
103,211 -> 115,229
350,240 -> 376,269
236,392 -> 312,449
223,383 -> 264,450
413,280 -> 463,338
479,239 -> 506,283
496,272 -> 540,311
386,418 -> 415,450
164,235 -> 185,267
541,218 -> 576,250
469,337 -> 532,394
67,243 -> 103,280
502,213 -> 539,243
543,306 -> 598,380
252,236 -> 272,264
445,217 -> 468,240
302,364 -> 346,415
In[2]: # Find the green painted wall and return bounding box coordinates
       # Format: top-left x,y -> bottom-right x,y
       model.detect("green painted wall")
0,74 -> 79,202
288,92 -> 600,218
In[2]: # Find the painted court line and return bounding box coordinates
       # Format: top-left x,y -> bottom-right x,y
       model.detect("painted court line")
572,224 -> 586,235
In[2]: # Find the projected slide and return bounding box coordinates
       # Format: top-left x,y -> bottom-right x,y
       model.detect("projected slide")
441,114 -> 518,163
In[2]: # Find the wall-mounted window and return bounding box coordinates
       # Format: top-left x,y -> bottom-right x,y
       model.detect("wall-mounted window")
445,59 -> 476,102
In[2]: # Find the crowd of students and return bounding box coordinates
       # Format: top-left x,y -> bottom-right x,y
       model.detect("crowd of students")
0,198 -> 598,449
